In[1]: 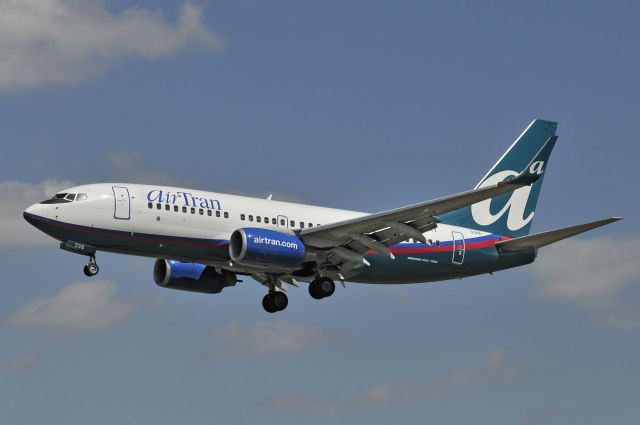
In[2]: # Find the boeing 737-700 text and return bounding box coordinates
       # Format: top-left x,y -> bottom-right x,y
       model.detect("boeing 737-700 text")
23,120 -> 621,312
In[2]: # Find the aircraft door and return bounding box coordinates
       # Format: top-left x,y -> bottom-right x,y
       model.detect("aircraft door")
277,215 -> 289,229
113,186 -> 131,220
451,231 -> 465,265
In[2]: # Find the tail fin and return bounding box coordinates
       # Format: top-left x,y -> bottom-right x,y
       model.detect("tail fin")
439,119 -> 558,237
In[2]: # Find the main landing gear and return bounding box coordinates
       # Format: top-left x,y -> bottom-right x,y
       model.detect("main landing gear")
308,277 -> 335,300
83,256 -> 99,277
262,291 -> 288,313
260,275 -> 336,313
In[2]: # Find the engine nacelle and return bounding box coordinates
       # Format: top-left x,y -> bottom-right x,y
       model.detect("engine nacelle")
229,227 -> 306,270
153,259 -> 236,294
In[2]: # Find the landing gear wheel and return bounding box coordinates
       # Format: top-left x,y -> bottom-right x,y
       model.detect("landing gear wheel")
262,292 -> 288,313
271,292 -> 288,311
262,294 -> 277,313
83,262 -> 99,277
309,281 -> 324,299
309,277 -> 335,299
320,277 -> 336,297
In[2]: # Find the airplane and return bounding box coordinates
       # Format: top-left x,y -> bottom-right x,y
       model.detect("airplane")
23,119 -> 621,313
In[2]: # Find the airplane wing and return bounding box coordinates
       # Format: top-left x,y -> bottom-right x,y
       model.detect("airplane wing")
299,136 -> 557,275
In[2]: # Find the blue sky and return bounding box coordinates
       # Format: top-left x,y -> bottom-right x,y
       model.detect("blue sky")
0,1 -> 638,424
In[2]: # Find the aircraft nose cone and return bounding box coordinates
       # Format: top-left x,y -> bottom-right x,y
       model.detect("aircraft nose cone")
23,204 -> 43,226
24,205 -> 36,223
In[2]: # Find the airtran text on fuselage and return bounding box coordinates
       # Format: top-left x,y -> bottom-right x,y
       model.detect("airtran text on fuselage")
147,189 -> 222,210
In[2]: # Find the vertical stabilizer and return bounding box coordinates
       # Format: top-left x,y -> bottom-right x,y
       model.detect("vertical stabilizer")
438,119 -> 558,237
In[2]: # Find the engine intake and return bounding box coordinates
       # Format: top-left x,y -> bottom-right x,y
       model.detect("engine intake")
153,259 -> 236,294
229,227 -> 306,270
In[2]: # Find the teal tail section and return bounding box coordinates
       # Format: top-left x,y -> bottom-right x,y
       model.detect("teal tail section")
438,119 -> 558,238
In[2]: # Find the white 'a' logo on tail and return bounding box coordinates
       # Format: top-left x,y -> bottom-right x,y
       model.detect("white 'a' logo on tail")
529,160 -> 545,175
471,161 -> 545,231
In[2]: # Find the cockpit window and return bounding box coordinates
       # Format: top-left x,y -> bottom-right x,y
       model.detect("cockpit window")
41,193 -> 72,204
40,192 -> 86,204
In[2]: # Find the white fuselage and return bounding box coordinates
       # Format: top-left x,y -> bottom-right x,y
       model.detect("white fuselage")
24,183 -> 496,283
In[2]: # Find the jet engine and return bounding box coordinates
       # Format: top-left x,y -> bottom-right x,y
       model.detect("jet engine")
229,227 -> 307,270
153,259 -> 237,293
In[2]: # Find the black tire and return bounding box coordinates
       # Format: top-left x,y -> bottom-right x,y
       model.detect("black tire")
308,280 -> 324,299
262,294 -> 277,313
319,277 -> 335,297
271,292 -> 288,311
84,263 -> 99,277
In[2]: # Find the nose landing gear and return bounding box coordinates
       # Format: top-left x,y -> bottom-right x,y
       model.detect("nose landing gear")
83,256 -> 99,277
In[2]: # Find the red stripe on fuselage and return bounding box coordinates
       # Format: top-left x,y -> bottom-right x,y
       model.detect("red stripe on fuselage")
370,237 -> 508,255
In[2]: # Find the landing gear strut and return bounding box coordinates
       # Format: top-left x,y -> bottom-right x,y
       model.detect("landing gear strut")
83,256 -> 99,277
262,291 -> 288,313
309,277 -> 335,300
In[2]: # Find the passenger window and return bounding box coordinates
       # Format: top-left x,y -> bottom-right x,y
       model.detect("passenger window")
199,209 -> 204,215
257,216 -> 261,223
308,223 -> 313,228
165,204 -> 170,211
249,215 -> 254,222
272,218 -> 276,225
280,219 -> 285,226
182,206 -> 187,213
174,205 -> 178,212
290,220 -> 295,227
300,222 -> 305,228
148,202 -> 153,209
207,210 -> 212,216
216,211 -> 220,217
191,207 -> 195,214
77,193 -> 88,201
241,214 -> 245,221
264,217 -> 269,224
156,204 -> 161,210
224,212 -> 229,218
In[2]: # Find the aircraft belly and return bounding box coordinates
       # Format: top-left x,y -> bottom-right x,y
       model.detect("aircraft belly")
350,247 -> 521,284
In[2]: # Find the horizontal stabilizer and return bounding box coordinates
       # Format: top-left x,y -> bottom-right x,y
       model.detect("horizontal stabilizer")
495,217 -> 623,252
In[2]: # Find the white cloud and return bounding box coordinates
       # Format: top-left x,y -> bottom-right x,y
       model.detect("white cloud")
531,237 -> 640,330
8,279 -> 154,334
0,0 -> 225,91
262,349 -> 520,413
0,179 -> 73,246
210,320 -> 342,359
